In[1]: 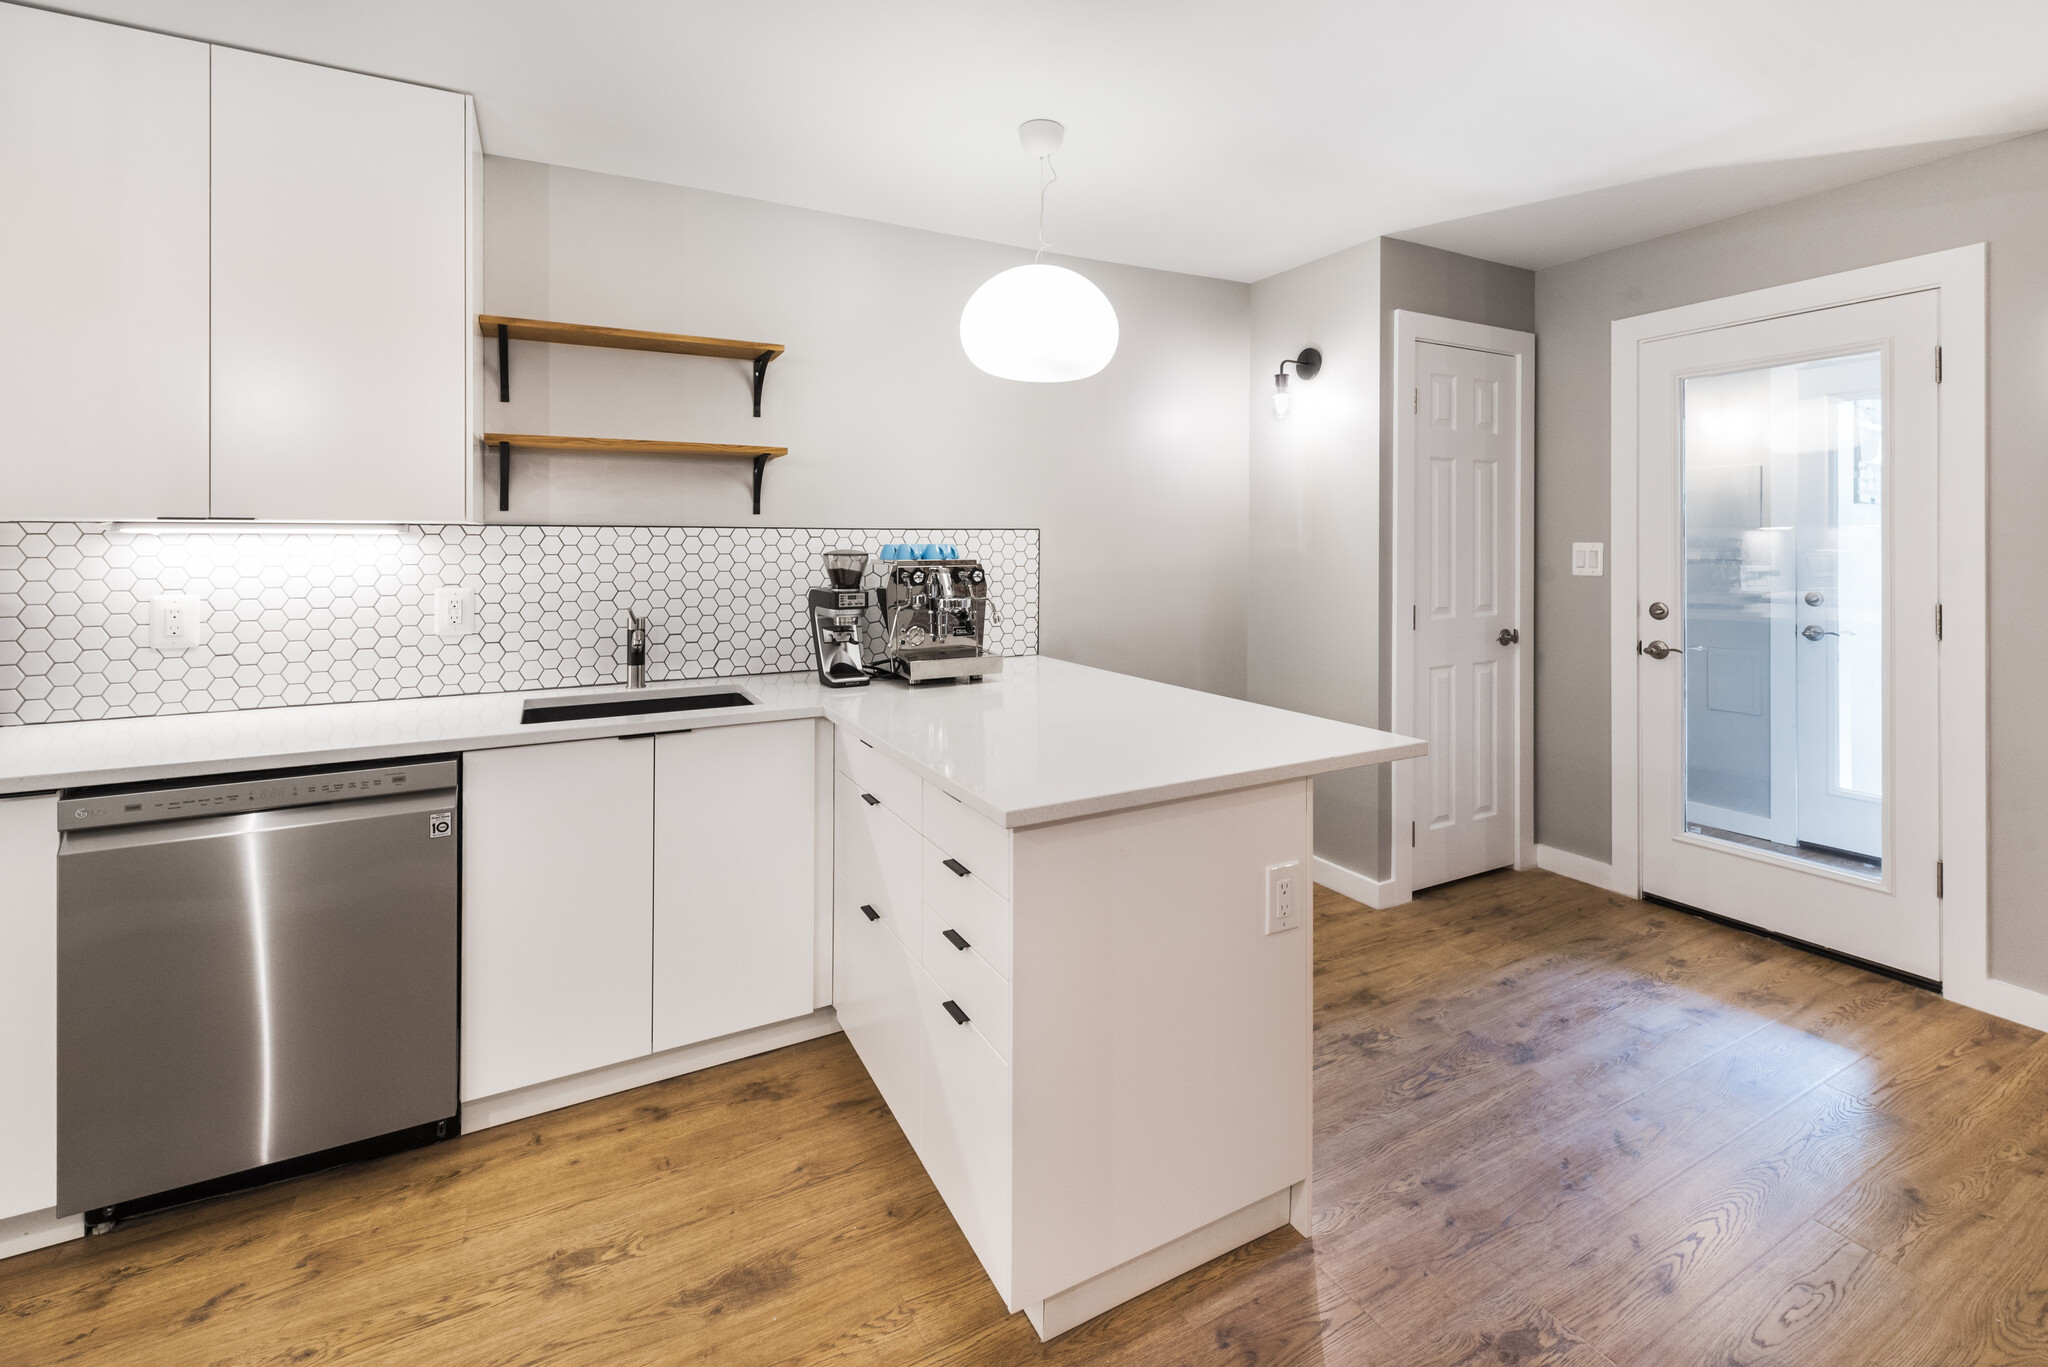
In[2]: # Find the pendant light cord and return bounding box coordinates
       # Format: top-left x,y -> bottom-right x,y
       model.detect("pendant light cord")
1035,154 -> 1057,263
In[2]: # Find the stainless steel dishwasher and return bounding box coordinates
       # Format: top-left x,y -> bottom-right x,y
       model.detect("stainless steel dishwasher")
56,759 -> 460,1225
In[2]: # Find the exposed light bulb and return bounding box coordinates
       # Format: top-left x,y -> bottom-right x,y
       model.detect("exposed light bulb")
1272,374 -> 1292,416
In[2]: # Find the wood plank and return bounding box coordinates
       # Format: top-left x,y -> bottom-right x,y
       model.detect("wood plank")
478,314 -> 783,361
483,433 -> 787,457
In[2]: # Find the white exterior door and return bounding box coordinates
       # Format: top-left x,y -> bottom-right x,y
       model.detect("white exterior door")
1411,342 -> 1522,891
1636,291 -> 1940,978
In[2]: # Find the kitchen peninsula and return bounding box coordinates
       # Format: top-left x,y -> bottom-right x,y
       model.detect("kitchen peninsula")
0,657 -> 1422,1339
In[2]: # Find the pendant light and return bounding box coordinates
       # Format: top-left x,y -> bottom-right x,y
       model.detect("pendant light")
959,119 -> 1119,382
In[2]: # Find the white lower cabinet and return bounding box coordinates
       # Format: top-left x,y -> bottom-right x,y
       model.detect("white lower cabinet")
653,721 -> 817,1051
832,881 -> 921,1137
914,959 -> 1013,1297
0,795 -> 58,1220
461,738 -> 655,1100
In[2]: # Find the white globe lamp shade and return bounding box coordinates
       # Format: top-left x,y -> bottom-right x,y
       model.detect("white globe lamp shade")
959,263 -> 1119,382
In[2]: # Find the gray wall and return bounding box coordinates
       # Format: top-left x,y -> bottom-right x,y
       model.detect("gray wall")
1247,238 -> 1383,875
1532,129 -> 2048,991
484,157 -> 1253,698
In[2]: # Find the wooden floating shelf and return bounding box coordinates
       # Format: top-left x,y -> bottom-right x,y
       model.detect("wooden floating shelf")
480,315 -> 784,414
485,433 -> 787,516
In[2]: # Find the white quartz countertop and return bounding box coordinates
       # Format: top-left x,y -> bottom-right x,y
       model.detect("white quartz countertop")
0,657 -> 1425,828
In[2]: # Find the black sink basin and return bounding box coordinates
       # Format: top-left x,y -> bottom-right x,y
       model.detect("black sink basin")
520,689 -> 755,725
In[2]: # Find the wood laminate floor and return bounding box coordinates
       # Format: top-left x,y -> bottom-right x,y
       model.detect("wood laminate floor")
6,868 -> 2046,1365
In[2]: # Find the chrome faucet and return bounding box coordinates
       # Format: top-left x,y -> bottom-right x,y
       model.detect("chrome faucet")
625,612 -> 648,689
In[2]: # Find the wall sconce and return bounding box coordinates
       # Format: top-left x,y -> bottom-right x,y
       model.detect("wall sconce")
1271,348 -> 1321,415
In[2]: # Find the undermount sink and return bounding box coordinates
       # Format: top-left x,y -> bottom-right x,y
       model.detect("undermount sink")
519,687 -> 756,725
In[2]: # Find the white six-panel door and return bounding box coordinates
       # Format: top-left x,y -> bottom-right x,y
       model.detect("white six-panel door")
1410,342 -> 1522,891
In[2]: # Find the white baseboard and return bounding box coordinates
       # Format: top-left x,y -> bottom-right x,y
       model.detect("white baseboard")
0,1206 -> 82,1262
1313,856 -> 1408,909
1943,976 -> 2048,1033
1025,1187 -> 1293,1340
1536,843 -> 1627,895
461,1007 -> 842,1132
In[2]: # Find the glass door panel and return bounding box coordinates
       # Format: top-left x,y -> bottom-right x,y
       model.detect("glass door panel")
1680,350 -> 1883,876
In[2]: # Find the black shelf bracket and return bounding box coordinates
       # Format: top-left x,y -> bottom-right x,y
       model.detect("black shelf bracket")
751,350 -> 775,417
498,440 -> 511,512
751,453 -> 768,515
497,324 -> 510,402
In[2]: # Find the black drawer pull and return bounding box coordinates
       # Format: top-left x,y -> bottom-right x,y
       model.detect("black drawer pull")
941,999 -> 970,1025
860,792 -> 880,806
860,904 -> 880,921
942,928 -> 970,951
942,857 -> 971,878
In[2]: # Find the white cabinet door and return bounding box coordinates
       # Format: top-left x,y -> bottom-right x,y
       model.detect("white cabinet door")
833,882 -> 921,1140
652,721 -> 817,1051
916,960 -> 1012,1300
0,6 -> 209,520
0,795 -> 58,1219
461,739 -> 654,1100
210,47 -> 472,522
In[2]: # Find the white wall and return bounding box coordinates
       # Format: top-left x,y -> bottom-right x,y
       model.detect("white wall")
483,158 -> 1251,697
1247,238 -> 1383,875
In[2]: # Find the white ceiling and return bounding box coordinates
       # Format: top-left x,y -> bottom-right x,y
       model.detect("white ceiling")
38,0 -> 2048,280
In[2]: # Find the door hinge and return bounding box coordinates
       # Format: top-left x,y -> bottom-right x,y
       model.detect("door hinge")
1936,860 -> 1944,898
1936,346 -> 1943,383
1412,604 -> 1417,630
1411,821 -> 1417,847
1413,388 -> 1419,414
1936,603 -> 1943,640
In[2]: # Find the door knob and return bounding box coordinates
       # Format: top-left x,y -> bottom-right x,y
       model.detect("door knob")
1801,625 -> 1843,642
1643,640 -> 1674,659
1648,602 -> 1669,620
1804,591 -> 1825,606
1497,628 -> 1520,646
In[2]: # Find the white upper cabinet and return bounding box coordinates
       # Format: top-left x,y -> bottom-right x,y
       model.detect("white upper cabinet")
0,5 -> 210,520
211,47 -> 477,521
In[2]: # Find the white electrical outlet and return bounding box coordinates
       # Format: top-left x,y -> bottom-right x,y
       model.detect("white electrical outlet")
148,595 -> 208,651
430,585 -> 479,639
1266,860 -> 1305,934
1572,542 -> 1604,576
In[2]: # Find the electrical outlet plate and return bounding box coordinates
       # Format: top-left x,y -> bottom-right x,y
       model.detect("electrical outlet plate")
430,585 -> 479,639
1265,860 -> 1305,934
148,595 -> 208,651
1572,542 -> 1604,576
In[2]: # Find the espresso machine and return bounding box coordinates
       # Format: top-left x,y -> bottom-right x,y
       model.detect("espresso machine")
873,553 -> 1003,685
807,550 -> 874,688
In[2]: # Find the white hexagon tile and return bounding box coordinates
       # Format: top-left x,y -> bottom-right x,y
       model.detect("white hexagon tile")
0,524 -> 1039,725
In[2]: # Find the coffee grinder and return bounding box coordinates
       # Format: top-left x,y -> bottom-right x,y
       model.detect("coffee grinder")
807,549 -> 874,688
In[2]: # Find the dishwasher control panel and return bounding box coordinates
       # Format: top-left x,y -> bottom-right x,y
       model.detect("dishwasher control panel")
60,759 -> 459,831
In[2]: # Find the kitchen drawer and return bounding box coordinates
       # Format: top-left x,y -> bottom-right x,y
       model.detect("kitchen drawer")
835,729 -> 923,825
923,839 -> 1013,980
834,879 -> 920,1139
915,959 -> 1012,1299
923,782 -> 1010,898
921,902 -> 1012,1063
835,771 -> 921,944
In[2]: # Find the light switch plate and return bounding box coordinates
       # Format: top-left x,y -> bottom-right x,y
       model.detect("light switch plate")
1266,860 -> 1305,934
430,585 -> 479,638
1572,542 -> 1604,576
148,595 -> 209,651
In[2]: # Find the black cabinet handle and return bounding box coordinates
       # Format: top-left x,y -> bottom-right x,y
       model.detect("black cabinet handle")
942,999 -> 970,1025
860,792 -> 880,806
860,904 -> 880,921
943,857 -> 971,878
942,928 -> 970,951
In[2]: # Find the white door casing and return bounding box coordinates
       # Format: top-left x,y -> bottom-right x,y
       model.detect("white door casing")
1636,292 -> 1939,977
1608,246 -> 2028,1027
1390,313 -> 1536,904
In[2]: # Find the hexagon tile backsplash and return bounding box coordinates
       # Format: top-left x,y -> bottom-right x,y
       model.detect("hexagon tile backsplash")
0,523 -> 1039,725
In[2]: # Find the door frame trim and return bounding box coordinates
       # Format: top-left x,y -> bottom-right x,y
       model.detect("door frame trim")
1390,310 -> 1537,905
1607,244 -> 2019,1022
